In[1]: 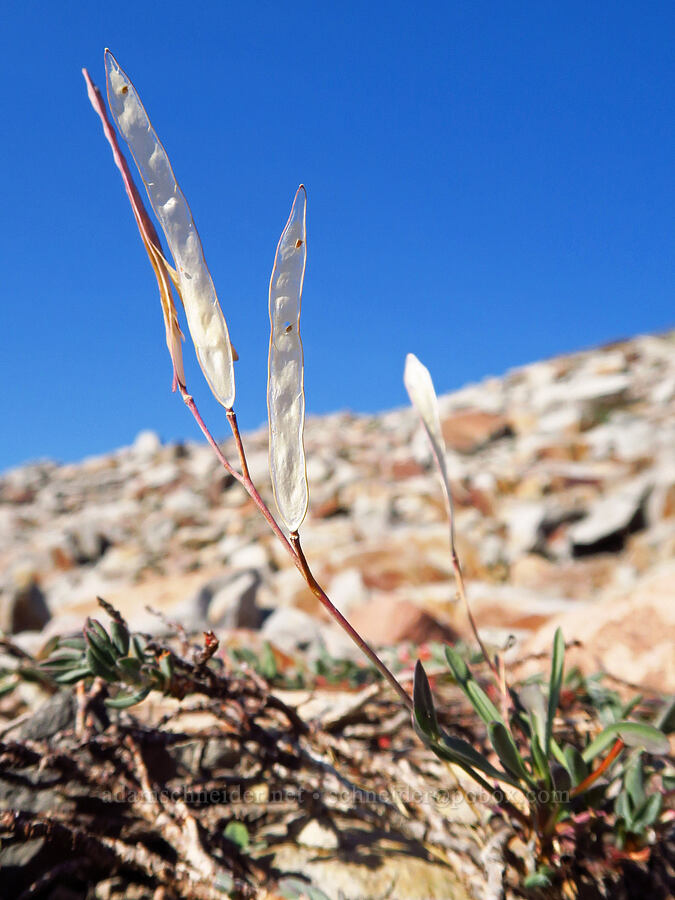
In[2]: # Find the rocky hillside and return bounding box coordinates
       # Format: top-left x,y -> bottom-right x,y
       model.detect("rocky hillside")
2,331 -> 674,688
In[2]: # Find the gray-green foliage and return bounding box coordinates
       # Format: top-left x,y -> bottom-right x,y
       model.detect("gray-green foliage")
413,627 -> 670,841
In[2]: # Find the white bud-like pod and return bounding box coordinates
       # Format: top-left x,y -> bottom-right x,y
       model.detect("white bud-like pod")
268,186 -> 308,533
404,353 -> 456,543
104,50 -> 235,409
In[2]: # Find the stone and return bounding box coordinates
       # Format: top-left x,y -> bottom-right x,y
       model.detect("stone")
174,571 -> 264,631
261,607 -> 325,655
325,568 -> 369,618
569,478 -> 651,554
440,410 -> 512,454
349,597 -> 458,646
297,819 -> 339,850
0,572 -> 50,634
132,429 -> 161,457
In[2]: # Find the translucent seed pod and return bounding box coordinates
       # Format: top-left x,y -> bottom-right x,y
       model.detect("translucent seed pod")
267,186 -> 308,532
83,68 -> 186,393
104,50 -> 235,409
404,353 -> 456,545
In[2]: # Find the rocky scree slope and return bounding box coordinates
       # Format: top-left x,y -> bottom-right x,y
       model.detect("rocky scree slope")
1,331 -> 674,689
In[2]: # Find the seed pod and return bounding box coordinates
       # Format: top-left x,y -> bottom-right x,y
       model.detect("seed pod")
404,353 -> 455,544
267,186 -> 308,532
104,50 -> 235,409
82,67 -> 186,392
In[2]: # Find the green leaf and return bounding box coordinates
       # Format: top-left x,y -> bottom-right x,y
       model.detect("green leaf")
105,685 -> 151,708
40,652 -> 85,671
583,721 -> 669,763
529,730 -> 551,785
84,622 -> 117,666
131,635 -> 147,660
564,745 -> 589,785
444,645 -> 503,726
546,627 -> 564,756
633,792 -> 662,830
488,721 -> 534,786
110,620 -> 130,656
158,651 -> 173,685
59,636 -> 86,651
465,680 -> 503,727
413,660 -> 439,740
224,820 -> 250,849
615,790 -> 633,824
625,758 -> 646,809
433,730 -> 522,790
655,695 -> 675,734
259,641 -> 278,681
116,656 -> 142,680
54,665 -> 93,685
520,683 -> 547,746
444,644 -> 470,686
523,868 -> 553,889
276,877 -> 332,900
85,644 -> 118,681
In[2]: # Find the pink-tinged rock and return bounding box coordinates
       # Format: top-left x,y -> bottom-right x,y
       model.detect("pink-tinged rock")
522,562 -> 675,692
441,411 -> 512,454
350,596 -> 459,646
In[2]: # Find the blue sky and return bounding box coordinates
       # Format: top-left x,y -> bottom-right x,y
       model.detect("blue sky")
2,2 -> 673,471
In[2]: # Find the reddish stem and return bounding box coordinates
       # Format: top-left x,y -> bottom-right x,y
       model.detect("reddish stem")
570,738 -> 625,797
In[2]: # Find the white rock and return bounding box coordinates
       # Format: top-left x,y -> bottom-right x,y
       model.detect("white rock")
132,429 -> 162,457
297,820 -> 339,850
569,478 -> 651,549
326,568 -> 369,618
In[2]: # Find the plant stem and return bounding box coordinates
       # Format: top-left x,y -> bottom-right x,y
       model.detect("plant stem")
183,394 -> 412,710
226,409 -> 250,481
570,739 -> 625,798
290,532 -> 412,710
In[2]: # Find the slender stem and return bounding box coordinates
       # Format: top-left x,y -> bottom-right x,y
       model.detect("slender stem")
226,409 -> 250,481
184,394 -> 410,709
450,551 -> 501,685
290,532 -> 412,710
570,739 -> 624,798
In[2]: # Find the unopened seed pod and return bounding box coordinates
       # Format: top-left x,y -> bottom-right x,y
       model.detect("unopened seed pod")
104,50 -> 235,408
267,187 -> 308,532
404,353 -> 455,543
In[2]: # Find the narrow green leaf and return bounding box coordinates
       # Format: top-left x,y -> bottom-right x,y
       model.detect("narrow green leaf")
625,758 -> 646,809
434,730 -> 522,790
116,656 -> 142,680
413,660 -> 439,741
529,730 -> 551,785
54,665 -> 93,685
465,680 -> 503,727
444,645 -> 470,686
110,620 -> 130,656
105,685 -> 151,708
59,637 -> 86,651
583,721 -> 669,763
546,627 -> 565,756
564,745 -> 589,785
655,695 -> 675,734
615,790 -> 633,823
158,651 -> 173,685
633,792 -> 662,830
488,721 -> 534,787
86,645 -> 117,681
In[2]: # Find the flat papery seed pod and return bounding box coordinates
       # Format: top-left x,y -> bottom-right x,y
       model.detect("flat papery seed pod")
268,186 -> 308,533
83,68 -> 186,391
104,49 -> 235,409
404,353 -> 455,527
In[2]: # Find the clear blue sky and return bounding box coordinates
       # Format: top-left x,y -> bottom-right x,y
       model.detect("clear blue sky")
2,2 -> 673,471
